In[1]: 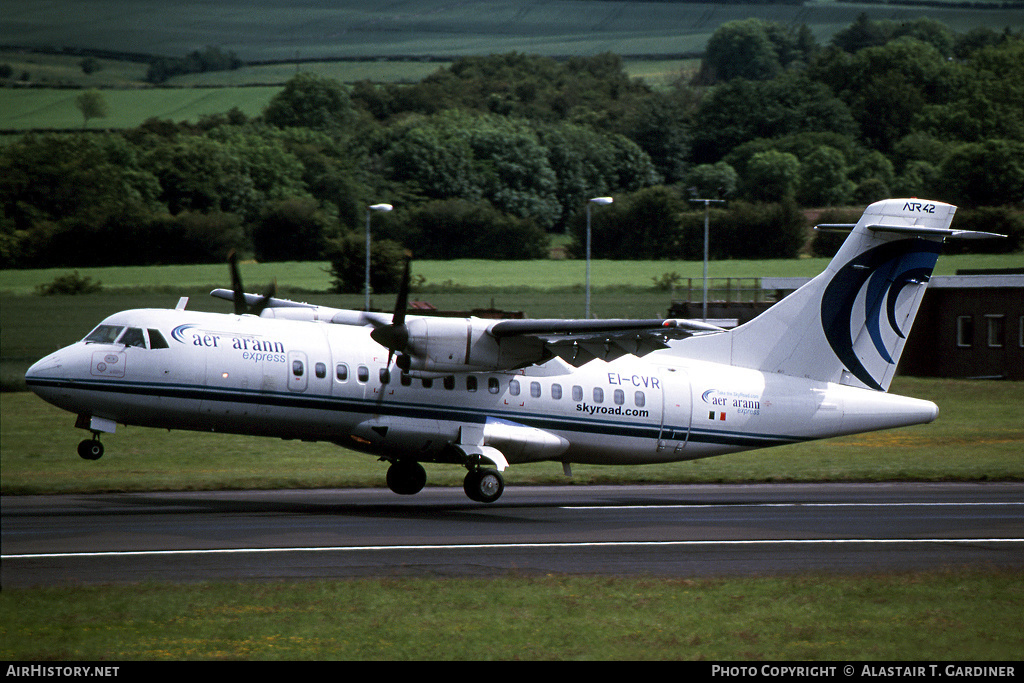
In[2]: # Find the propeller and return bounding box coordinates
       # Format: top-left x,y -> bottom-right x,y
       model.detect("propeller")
369,253 -> 412,368
228,251 -> 277,316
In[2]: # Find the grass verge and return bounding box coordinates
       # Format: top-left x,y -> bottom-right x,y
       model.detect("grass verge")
1,570 -> 1020,660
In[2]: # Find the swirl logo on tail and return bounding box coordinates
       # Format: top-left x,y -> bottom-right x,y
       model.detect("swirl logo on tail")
821,240 -> 940,390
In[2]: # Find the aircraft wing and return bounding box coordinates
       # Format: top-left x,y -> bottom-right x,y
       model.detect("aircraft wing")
487,317 -> 724,366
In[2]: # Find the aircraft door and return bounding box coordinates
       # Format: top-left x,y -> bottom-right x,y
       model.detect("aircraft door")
658,366 -> 691,453
288,351 -> 308,392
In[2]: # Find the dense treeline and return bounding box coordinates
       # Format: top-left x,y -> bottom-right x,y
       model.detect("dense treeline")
1,15 -> 1022,284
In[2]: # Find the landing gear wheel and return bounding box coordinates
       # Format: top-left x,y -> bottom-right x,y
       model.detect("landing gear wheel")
386,460 -> 427,496
463,468 -> 504,503
77,438 -> 104,460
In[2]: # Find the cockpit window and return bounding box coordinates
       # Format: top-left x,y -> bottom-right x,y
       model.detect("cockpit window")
148,329 -> 169,349
120,328 -> 147,348
84,325 -> 124,344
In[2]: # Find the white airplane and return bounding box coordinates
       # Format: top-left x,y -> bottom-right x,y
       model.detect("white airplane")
25,198 -> 998,503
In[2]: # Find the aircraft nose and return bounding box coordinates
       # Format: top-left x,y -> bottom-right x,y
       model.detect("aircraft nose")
25,352 -> 64,392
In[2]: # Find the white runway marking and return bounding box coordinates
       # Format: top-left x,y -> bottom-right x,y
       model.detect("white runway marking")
6,537 -> 1024,560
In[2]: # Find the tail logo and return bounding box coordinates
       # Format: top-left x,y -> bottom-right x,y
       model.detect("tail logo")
821,239 -> 940,390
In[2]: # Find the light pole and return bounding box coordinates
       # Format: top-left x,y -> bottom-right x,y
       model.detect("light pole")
365,203 -> 393,311
585,196 -> 613,319
688,198 -> 725,321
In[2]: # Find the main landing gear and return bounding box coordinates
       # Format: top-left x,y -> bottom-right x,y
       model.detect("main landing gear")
384,459 -> 505,503
385,460 -> 427,496
463,467 -> 504,504
77,435 -> 104,460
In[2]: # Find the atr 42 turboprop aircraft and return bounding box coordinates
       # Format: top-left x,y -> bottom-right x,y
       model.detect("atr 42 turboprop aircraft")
25,199 -> 1001,503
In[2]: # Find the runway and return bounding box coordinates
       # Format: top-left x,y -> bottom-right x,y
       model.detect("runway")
3,482 -> 1022,587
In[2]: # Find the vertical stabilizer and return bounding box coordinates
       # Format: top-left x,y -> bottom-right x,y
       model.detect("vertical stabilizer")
680,199 -> 958,391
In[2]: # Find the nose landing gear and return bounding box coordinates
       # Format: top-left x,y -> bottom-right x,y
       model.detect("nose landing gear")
77,436 -> 104,460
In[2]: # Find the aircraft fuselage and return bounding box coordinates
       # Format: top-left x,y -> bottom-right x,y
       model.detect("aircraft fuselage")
26,307 -> 938,470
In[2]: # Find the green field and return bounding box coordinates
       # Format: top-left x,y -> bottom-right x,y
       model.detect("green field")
6,0 -> 1022,63
3,0 -> 1022,130
2,569 -> 1020,660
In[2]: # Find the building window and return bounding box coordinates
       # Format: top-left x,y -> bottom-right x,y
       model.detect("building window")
956,316 -> 974,348
986,315 -> 1005,348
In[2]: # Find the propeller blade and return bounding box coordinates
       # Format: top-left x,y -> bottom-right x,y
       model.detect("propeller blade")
251,279 -> 277,317
227,251 -> 276,316
392,254 -> 412,328
369,252 -> 413,366
228,251 -> 246,316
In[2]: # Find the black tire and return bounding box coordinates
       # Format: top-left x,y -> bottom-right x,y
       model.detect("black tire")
386,460 -> 427,495
464,468 -> 504,503
77,439 -> 103,460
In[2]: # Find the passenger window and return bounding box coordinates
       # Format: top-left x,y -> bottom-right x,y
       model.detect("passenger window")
315,362 -> 327,379
357,366 -> 369,383
634,391 -> 646,408
120,327 -> 146,348
593,387 -> 604,403
614,389 -> 625,405
444,375 -> 455,390
336,364 -> 349,381
572,385 -> 583,401
380,368 -> 391,384
292,360 -> 304,377
509,380 -> 520,396
422,378 -> 433,388
551,383 -> 562,400
85,325 -> 124,344
148,329 -> 169,349
530,381 -> 541,398
488,377 -> 500,394
466,376 -> 478,392
401,374 -> 412,386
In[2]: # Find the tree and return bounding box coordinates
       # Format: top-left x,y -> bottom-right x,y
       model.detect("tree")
382,199 -> 548,260
690,74 -> 857,163
250,197 -> 336,262
567,186 -> 687,260
798,146 -> 854,207
744,151 -> 801,202
684,162 -> 737,200
696,19 -> 815,85
938,139 -> 1024,208
75,89 -> 108,129
264,73 -> 356,133
325,231 -> 406,294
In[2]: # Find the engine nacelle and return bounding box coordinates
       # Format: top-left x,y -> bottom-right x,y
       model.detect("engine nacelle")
400,317 -> 546,374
